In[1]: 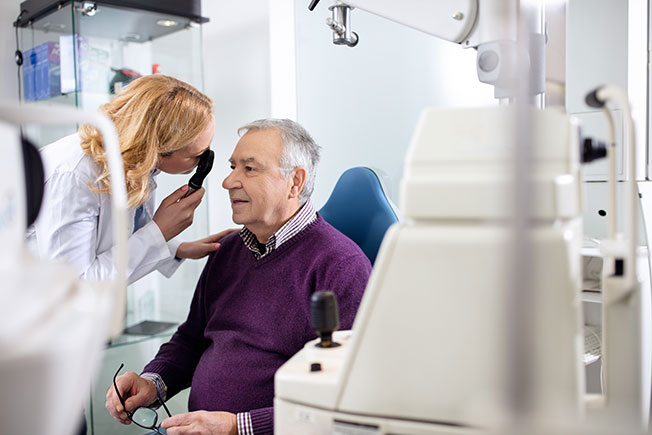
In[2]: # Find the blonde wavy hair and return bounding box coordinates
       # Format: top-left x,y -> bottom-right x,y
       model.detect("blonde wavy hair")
79,75 -> 213,208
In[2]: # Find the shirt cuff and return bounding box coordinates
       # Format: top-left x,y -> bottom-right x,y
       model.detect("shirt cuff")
140,372 -> 168,405
237,412 -> 253,435
248,408 -> 273,434
144,220 -> 183,277
167,237 -> 183,260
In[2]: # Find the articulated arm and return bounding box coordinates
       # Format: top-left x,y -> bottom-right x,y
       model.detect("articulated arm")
308,0 -> 544,98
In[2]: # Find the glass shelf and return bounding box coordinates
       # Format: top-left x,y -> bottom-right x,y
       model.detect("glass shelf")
108,325 -> 178,349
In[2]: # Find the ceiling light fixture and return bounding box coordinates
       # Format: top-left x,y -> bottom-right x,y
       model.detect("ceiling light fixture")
80,1 -> 98,17
156,19 -> 179,27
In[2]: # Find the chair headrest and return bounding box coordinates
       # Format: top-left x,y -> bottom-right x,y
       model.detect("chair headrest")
319,167 -> 398,264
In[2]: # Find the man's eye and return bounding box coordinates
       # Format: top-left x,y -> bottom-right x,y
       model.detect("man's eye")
245,166 -> 254,172
229,165 -> 235,170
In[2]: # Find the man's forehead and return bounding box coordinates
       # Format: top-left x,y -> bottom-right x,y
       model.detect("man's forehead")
230,129 -> 282,162
244,128 -> 281,145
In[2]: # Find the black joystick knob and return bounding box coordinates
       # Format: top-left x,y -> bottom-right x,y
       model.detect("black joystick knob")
310,291 -> 340,348
581,137 -> 607,164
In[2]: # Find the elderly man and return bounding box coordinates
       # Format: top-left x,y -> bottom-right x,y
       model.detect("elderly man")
106,119 -> 372,435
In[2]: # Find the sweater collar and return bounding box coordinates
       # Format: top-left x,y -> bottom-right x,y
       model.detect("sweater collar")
240,200 -> 317,259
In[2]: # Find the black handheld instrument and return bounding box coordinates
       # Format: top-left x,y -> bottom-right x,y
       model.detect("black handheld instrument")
181,149 -> 214,199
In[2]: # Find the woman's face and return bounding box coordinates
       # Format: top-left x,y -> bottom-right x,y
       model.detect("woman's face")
157,115 -> 215,175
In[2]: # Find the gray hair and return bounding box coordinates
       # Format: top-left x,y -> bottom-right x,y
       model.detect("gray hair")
237,119 -> 321,204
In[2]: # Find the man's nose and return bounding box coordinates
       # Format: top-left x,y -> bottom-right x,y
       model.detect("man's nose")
222,171 -> 239,190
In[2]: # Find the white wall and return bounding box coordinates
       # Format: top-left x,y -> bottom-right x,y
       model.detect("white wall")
290,1 -> 496,207
201,1 -> 271,234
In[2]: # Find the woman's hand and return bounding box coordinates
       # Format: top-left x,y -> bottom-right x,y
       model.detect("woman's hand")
153,185 -> 205,241
176,228 -> 239,259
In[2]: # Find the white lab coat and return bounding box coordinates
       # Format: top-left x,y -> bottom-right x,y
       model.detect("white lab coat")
27,133 -> 183,284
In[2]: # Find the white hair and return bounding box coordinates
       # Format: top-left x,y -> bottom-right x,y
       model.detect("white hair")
237,119 -> 321,204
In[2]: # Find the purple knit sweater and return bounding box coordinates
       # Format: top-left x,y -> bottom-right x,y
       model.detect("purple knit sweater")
143,214 -> 371,434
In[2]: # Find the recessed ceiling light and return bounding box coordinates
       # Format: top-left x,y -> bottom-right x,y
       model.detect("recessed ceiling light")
120,33 -> 142,41
156,19 -> 179,27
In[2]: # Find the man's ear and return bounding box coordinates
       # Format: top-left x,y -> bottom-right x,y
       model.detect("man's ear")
289,167 -> 307,199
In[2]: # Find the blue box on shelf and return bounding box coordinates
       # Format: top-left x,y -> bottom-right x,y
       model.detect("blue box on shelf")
22,41 -> 61,102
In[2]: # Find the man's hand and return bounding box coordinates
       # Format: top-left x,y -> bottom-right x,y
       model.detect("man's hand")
176,228 -> 239,259
105,372 -> 158,425
161,410 -> 237,435
153,185 -> 205,241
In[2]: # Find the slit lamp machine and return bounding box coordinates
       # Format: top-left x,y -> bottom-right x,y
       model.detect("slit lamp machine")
274,1 -> 652,434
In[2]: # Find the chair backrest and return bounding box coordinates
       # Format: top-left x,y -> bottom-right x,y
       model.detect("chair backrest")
319,167 -> 399,265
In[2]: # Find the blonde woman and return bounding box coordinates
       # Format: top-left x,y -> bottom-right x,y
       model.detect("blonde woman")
28,75 -> 231,284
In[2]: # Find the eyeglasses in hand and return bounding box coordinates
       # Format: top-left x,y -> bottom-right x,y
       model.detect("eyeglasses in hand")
113,363 -> 172,435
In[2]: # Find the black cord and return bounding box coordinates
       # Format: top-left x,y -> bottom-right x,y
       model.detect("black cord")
14,9 -> 27,103
15,24 -> 21,102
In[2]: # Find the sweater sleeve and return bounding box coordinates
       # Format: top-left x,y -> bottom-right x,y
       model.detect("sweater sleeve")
322,252 -> 372,330
142,257 -> 213,398
34,171 -> 178,285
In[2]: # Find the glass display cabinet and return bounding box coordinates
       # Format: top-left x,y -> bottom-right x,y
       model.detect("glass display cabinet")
16,0 -> 210,323
15,0 -> 210,326
16,0 -> 207,146
15,4 -> 209,431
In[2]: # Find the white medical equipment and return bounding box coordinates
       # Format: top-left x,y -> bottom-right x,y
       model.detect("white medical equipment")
274,1 -> 651,434
582,86 -> 651,429
308,0 -> 544,100
0,102 -> 127,435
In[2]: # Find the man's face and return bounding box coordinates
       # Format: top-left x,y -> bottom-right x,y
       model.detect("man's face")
222,129 -> 296,240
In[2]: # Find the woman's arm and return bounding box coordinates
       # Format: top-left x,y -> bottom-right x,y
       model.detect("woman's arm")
34,171 -> 178,284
